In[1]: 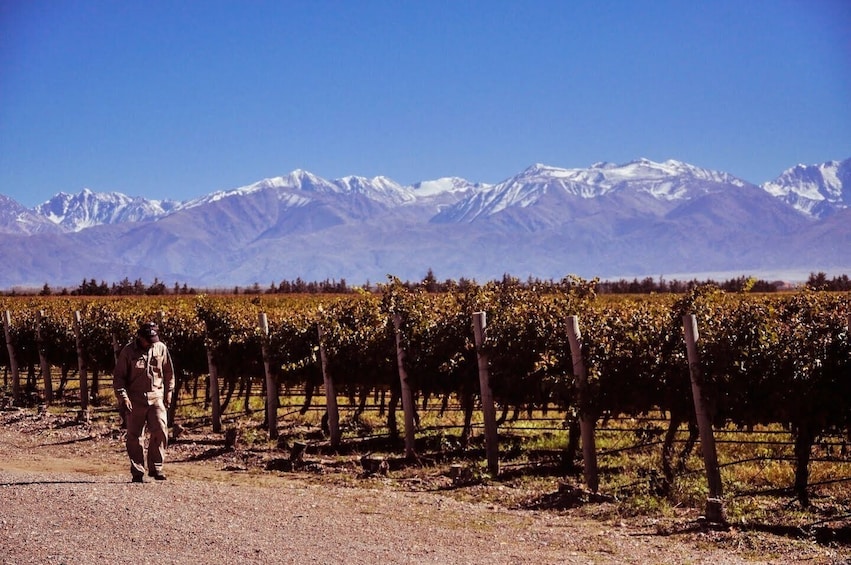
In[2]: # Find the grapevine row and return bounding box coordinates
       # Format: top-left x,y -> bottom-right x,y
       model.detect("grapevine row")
1,279 -> 849,505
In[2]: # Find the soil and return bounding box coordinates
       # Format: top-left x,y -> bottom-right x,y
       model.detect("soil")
1,406 -> 849,564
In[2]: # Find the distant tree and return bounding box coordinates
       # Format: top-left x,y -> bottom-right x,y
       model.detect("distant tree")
500,273 -> 520,287
721,276 -> 753,293
806,272 -> 829,290
832,274 -> 851,291
133,279 -> 146,295
112,277 -> 134,295
73,278 -> 109,296
146,278 -> 167,295
39,283 -> 52,296
422,268 -> 439,292
750,279 -> 778,293
457,277 -> 476,292
667,279 -> 687,293
71,279 -> 87,295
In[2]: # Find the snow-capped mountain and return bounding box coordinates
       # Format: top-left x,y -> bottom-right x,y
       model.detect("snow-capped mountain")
761,158 -> 851,218
0,195 -> 63,235
432,159 -> 750,224
410,177 -> 487,197
0,156 -> 848,288
181,170 -> 414,210
34,189 -> 179,232
334,175 -> 413,206
407,177 -> 491,215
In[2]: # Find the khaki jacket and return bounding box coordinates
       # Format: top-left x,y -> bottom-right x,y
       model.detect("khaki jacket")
113,339 -> 175,405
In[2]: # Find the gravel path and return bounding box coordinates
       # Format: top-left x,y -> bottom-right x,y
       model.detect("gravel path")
0,468 -> 758,565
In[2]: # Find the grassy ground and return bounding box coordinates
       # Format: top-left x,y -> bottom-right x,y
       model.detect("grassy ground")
162,385 -> 851,542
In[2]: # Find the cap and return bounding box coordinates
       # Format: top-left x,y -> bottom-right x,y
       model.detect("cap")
137,321 -> 160,342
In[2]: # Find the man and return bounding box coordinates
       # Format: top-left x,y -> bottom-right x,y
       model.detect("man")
113,321 -> 175,483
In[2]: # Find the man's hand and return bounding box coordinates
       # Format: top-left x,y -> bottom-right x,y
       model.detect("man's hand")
123,397 -> 132,412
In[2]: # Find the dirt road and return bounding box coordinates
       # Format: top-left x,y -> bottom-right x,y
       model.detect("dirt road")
1,408 -> 847,564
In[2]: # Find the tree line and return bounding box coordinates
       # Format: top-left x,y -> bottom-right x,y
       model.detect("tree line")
2,270 -> 848,297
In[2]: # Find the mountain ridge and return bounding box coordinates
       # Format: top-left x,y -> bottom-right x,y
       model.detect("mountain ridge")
1,157 -> 848,288
5,157 -> 849,232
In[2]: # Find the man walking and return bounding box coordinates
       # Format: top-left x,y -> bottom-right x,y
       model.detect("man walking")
113,321 -> 175,483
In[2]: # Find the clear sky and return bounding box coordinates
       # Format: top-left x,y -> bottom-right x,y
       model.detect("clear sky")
1,0 -> 849,207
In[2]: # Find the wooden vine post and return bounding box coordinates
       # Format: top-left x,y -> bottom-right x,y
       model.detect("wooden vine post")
3,310 -> 21,405
111,333 -> 126,428
206,349 -> 222,433
317,322 -> 341,448
203,322 -> 222,433
472,312 -> 499,476
111,333 -> 123,364
393,314 -> 417,459
258,312 -> 278,440
73,311 -> 89,414
683,314 -> 726,524
566,315 -> 599,493
36,310 -> 53,404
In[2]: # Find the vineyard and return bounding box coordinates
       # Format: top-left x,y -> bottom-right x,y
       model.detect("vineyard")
1,277 -> 850,530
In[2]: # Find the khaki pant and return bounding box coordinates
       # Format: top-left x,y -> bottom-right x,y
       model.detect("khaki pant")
125,396 -> 168,478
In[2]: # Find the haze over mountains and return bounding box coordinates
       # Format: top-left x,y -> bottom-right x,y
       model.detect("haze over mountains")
1,157 -> 849,289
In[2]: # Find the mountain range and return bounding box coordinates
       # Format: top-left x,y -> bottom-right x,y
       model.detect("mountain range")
1,157 -> 849,289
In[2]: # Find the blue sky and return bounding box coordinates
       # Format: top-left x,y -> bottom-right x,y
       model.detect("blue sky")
1,0 -> 849,207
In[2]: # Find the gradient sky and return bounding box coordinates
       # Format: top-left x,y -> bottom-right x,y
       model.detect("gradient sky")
1,0 -> 849,207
